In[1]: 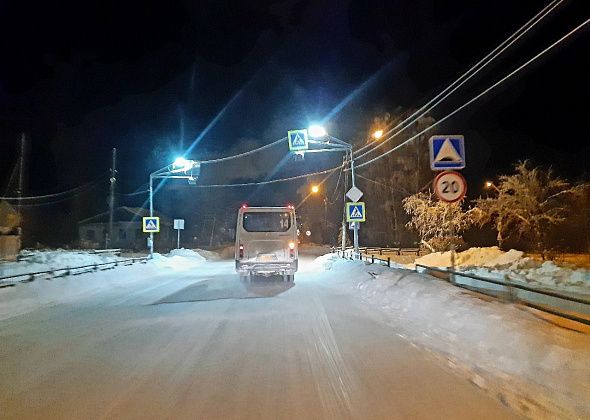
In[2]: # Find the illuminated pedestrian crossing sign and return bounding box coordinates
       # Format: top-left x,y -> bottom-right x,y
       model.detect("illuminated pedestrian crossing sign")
288,129 -> 309,151
429,135 -> 465,170
346,202 -> 366,222
142,217 -> 160,233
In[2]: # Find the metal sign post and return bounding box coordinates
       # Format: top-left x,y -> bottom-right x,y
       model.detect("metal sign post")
174,219 -> 185,249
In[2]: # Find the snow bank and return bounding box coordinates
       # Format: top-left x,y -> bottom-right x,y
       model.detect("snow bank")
0,249 -> 122,279
321,256 -> 590,419
412,247 -> 589,293
0,248 -> 207,321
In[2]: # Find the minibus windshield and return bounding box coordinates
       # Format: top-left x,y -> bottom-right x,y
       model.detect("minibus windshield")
243,212 -> 291,232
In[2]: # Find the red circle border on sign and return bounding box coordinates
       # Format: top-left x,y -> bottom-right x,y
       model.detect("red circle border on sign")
433,170 -> 467,203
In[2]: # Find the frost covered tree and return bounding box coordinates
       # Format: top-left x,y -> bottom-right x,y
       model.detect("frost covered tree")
473,161 -> 586,255
402,192 -> 473,252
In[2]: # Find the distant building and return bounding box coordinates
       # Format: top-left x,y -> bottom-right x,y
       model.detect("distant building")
78,207 -> 172,250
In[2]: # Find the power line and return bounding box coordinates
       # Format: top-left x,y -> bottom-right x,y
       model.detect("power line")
13,182 -> 104,207
200,137 -> 286,164
354,18 -> 589,170
354,0 -> 564,160
192,165 -> 342,188
0,173 -> 108,201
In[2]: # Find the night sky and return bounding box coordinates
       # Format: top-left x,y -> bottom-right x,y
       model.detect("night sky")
0,0 -> 588,198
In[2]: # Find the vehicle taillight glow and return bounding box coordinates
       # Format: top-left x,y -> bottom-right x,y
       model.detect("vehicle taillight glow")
239,244 -> 244,258
287,204 -> 294,209
241,203 -> 248,209
288,241 -> 295,250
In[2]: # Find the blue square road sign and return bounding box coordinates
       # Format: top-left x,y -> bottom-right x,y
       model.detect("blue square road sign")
429,135 -> 465,170
346,202 -> 366,222
288,129 -> 309,151
143,217 -> 160,233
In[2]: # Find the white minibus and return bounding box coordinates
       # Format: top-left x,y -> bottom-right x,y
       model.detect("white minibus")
235,205 -> 298,281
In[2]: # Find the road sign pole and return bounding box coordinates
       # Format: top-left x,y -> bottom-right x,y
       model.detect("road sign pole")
177,228 -> 180,249
149,174 -> 154,259
350,152 -> 359,256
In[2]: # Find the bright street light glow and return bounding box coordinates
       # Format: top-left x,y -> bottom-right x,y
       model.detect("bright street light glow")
173,157 -> 189,168
308,124 -> 327,138
311,185 -> 319,193
372,129 -> 383,139
485,181 -> 493,188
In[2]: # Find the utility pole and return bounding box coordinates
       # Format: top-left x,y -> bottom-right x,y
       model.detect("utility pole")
341,154 -> 349,252
107,148 -> 117,248
350,150 -> 359,255
16,133 -> 26,240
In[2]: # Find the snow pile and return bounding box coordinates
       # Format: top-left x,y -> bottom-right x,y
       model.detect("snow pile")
411,246 -> 522,269
412,247 -> 589,292
302,253 -> 340,272
0,249 -> 122,279
322,256 -> 590,419
150,248 -> 205,271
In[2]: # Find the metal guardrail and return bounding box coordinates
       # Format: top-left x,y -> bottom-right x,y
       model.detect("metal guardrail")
415,264 -> 590,326
341,246 -> 422,256
0,257 -> 148,288
334,248 -> 393,267
332,248 -> 590,326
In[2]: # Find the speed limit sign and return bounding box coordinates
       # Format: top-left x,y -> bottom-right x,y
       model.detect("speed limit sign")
433,171 -> 467,203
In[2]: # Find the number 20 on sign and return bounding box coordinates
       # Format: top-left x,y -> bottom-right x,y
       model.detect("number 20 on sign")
433,171 -> 467,203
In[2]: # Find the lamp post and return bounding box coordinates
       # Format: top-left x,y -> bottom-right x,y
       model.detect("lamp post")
297,125 -> 358,254
148,157 -> 200,258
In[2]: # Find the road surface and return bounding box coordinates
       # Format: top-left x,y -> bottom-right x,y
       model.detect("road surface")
0,255 -> 518,419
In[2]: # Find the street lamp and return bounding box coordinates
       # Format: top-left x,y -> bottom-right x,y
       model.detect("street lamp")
308,124 -> 327,138
289,127 -> 358,254
311,185 -> 320,194
372,129 -> 384,139
148,158 -> 200,258
485,180 -> 500,192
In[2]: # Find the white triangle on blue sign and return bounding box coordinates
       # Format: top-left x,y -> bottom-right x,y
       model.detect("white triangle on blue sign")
292,133 -> 305,146
350,206 -> 363,218
434,138 -> 462,162
146,220 -> 157,230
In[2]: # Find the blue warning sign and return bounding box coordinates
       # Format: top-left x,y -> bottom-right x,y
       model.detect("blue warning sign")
288,129 -> 309,151
429,135 -> 465,170
346,202 -> 366,222
143,217 -> 160,233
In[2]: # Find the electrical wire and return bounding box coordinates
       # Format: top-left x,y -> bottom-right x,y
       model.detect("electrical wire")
192,165 -> 343,188
116,189 -> 149,196
354,18 -> 589,170
354,0 -> 564,159
13,182 -> 105,207
0,172 -> 108,201
200,137 -> 287,164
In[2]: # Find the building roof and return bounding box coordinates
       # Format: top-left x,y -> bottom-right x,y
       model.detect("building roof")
78,206 -> 172,225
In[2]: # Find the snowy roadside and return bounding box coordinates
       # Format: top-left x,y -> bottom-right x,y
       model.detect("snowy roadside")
410,247 -> 590,295
315,253 -> 590,420
0,248 -> 207,321
0,249 -> 124,279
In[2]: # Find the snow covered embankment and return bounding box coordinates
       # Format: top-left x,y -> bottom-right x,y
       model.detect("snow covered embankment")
411,247 -> 590,294
0,249 -> 206,321
315,253 -> 590,420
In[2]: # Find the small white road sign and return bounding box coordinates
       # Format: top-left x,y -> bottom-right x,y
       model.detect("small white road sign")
174,219 -> 185,230
433,171 -> 467,203
346,186 -> 363,202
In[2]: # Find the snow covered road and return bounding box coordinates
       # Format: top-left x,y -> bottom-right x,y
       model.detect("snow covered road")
0,253 -> 518,419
